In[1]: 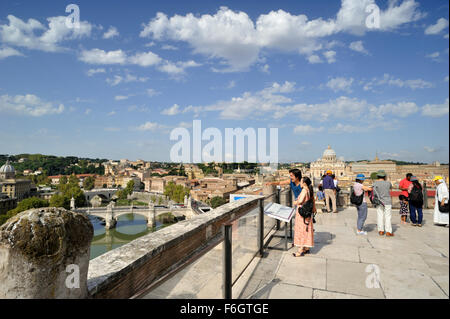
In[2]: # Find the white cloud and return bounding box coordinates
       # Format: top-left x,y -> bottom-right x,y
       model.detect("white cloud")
261,64 -> 270,73
79,49 -> 127,64
103,26 -> 119,39
79,48 -> 200,76
0,94 -> 64,116
128,51 -> 162,66
86,68 -> 105,76
139,2 -> 424,71
426,51 -> 440,62
85,108 -> 92,115
147,88 -> 160,97
178,121 -> 192,128
161,44 -> 178,50
422,98 -> 449,117
107,110 -> 116,116
135,122 -> 165,131
293,125 -> 324,134
106,74 -> 148,86
363,73 -> 433,91
157,60 -> 201,75
371,101 -> 419,118
323,50 -> 336,63
349,40 -> 368,54
307,55 -> 323,64
0,15 -> 92,52
0,47 -> 23,59
227,80 -> 236,89
424,18 -> 449,35
161,104 -> 181,115
424,146 -> 440,153
329,123 -> 364,134
114,95 -> 129,101
326,77 -> 353,93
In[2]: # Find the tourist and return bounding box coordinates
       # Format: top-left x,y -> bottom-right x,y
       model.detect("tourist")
266,168 -> 302,248
398,195 -> 409,225
265,168 -> 302,202
408,176 -> 424,227
322,170 -> 337,213
333,174 -> 340,207
433,176 -> 449,227
399,173 -> 413,199
292,177 -> 315,257
373,170 -> 394,236
353,174 -> 372,235
316,185 -> 325,201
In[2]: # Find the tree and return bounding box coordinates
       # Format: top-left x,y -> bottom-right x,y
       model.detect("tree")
164,181 -> 190,203
68,174 -> 79,188
51,174 -> 86,209
83,176 -> 95,190
49,193 -> 70,209
370,172 -> 378,180
60,175 -> 68,185
0,197 -> 50,225
210,196 -> 227,209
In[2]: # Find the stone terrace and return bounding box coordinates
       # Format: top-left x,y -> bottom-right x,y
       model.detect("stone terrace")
144,207 -> 449,299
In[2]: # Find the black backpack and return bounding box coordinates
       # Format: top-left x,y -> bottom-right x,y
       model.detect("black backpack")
409,186 -> 423,204
350,188 -> 364,206
298,198 -> 316,228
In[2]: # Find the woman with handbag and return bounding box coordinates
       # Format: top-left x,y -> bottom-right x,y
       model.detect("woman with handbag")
352,174 -> 373,235
292,177 -> 315,257
433,176 -> 449,227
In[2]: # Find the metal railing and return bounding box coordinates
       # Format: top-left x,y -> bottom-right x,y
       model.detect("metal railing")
222,187 -> 290,299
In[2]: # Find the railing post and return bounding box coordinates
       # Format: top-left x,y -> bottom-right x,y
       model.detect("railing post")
288,189 -> 293,239
423,182 -> 428,209
276,186 -> 281,230
223,223 -> 232,299
258,198 -> 264,257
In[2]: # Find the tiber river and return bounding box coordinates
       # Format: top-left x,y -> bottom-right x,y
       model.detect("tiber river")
89,213 -> 177,260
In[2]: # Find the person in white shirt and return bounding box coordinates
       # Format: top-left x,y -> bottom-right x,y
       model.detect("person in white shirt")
433,176 -> 449,227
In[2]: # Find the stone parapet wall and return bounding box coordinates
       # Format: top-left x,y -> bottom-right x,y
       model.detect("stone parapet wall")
87,195 -> 262,299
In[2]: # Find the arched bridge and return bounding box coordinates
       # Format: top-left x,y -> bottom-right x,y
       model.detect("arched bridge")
75,206 -> 196,229
84,188 -> 119,202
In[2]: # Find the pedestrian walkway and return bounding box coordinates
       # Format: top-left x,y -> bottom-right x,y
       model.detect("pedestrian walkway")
143,207 -> 449,299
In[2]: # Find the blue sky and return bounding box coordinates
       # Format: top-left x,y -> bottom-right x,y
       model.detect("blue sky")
0,0 -> 448,163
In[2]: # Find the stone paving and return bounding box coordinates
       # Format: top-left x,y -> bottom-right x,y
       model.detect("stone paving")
143,207 -> 449,299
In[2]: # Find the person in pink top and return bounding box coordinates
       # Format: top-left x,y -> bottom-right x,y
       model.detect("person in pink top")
399,173 -> 413,198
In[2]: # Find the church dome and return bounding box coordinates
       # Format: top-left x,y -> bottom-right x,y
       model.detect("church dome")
0,160 -> 15,174
323,145 -> 336,158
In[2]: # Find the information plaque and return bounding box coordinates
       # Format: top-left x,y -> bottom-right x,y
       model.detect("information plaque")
264,202 -> 295,223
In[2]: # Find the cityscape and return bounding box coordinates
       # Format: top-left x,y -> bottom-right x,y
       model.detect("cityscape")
0,0 -> 448,306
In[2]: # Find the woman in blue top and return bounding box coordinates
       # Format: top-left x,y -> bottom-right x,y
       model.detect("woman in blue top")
265,169 -> 302,248
266,168 -> 302,200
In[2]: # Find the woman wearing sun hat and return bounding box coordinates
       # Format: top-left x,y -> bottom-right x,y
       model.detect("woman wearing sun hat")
433,176 -> 449,227
353,174 -> 373,235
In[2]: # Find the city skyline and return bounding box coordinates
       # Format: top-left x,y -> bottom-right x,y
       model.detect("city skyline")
0,0 -> 449,163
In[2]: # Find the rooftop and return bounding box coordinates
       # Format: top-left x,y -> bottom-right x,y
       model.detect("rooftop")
144,207 -> 448,299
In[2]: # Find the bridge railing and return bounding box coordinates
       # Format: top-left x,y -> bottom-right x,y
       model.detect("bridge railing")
87,187 -> 291,299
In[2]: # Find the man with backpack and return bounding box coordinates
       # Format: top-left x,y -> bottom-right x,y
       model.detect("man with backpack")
408,176 -> 424,227
323,170 -> 337,213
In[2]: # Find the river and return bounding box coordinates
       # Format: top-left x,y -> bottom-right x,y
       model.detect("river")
89,213 -> 177,260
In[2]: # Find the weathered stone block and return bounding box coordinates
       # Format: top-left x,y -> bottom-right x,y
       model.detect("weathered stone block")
0,207 -> 93,298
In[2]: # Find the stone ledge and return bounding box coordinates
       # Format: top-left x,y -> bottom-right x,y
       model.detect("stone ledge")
87,195 -> 263,298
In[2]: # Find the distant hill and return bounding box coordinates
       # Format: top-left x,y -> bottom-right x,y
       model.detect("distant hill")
0,154 -> 107,176
344,159 -> 428,165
